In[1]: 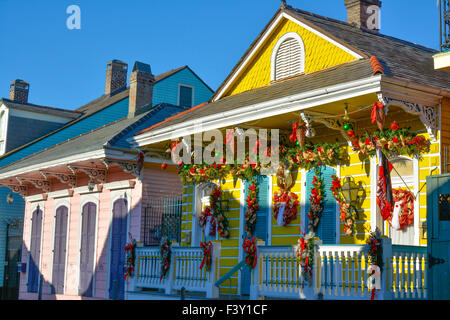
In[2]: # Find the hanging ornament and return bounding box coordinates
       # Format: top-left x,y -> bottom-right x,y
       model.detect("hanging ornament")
296,124 -> 306,148
343,123 -> 352,132
161,163 -> 167,170
371,102 -> 385,131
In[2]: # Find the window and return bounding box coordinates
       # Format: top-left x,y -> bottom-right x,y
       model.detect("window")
179,85 -> 193,108
271,32 -> 305,82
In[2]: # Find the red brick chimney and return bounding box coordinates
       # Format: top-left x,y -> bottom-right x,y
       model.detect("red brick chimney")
9,79 -> 30,104
128,61 -> 155,118
345,0 -> 382,31
105,59 -> 128,96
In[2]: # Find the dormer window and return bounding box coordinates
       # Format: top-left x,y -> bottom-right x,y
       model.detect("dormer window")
179,84 -> 194,108
271,32 -> 305,82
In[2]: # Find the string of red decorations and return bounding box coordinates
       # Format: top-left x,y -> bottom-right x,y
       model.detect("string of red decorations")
124,234 -> 136,280
160,239 -> 172,281
244,181 -> 259,238
330,175 -> 358,236
307,167 -> 324,233
200,241 -> 213,271
243,236 -> 258,270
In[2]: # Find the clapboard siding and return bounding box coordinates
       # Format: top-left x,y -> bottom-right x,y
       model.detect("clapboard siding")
153,67 -> 213,107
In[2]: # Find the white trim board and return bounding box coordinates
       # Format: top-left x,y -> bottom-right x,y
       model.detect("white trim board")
132,76 -> 382,147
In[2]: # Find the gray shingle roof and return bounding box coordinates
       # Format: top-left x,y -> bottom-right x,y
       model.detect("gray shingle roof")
1,99 -> 82,119
0,103 -> 187,174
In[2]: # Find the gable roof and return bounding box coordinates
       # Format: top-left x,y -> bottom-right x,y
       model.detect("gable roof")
212,6 -> 449,101
0,103 -> 187,176
154,65 -> 214,93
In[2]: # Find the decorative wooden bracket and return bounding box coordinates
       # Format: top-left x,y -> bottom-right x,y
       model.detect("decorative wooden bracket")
103,159 -> 141,179
0,183 -> 27,197
302,112 -> 356,144
16,177 -> 51,193
68,165 -> 107,184
378,94 -> 438,141
40,171 -> 77,188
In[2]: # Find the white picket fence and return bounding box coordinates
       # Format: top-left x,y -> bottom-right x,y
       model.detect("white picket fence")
250,239 -> 428,300
129,243 -> 221,299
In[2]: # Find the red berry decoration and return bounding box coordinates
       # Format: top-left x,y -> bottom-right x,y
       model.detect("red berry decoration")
347,130 -> 355,138
161,163 -> 167,170
391,121 -> 399,131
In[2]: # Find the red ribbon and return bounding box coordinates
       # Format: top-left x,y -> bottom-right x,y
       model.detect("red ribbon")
371,102 -> 384,124
200,241 -> 213,271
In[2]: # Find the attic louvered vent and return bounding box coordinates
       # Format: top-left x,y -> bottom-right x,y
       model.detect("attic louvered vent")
272,33 -> 305,82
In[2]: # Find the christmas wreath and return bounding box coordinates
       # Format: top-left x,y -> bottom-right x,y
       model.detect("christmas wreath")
198,186 -> 230,238
160,238 -> 172,281
273,190 -> 299,226
200,241 -> 213,271
307,168 -> 324,233
330,175 -> 358,236
124,233 -> 136,280
389,189 -> 415,231
199,206 -> 216,237
244,181 -> 259,237
243,236 -> 258,270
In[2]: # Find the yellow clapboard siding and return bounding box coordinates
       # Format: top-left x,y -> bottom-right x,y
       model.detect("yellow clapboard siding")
340,164 -> 371,177
220,258 -> 239,267
221,248 -> 240,257
224,18 -> 357,97
272,225 -> 302,236
271,236 -> 298,246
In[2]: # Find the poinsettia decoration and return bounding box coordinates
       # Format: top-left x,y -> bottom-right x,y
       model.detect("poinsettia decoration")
160,238 -> 172,281
244,181 -> 259,238
295,228 -> 316,281
349,123 -> 430,159
307,168 -> 324,233
330,175 -> 358,236
124,233 -> 136,280
200,241 -> 213,271
243,236 -> 258,270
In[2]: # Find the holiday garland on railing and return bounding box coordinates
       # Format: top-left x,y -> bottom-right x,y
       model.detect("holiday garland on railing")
160,238 -> 172,281
307,167 -> 325,233
200,241 -> 213,271
295,230 -> 316,282
366,228 -> 383,300
244,180 -> 259,238
124,233 -> 136,280
243,236 -> 258,270
330,175 -> 358,236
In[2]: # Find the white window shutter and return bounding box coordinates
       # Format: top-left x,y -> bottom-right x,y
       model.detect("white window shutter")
274,37 -> 304,81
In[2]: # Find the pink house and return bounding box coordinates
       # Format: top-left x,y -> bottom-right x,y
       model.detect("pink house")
0,62 -> 190,300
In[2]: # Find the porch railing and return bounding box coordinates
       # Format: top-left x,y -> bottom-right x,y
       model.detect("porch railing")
129,243 -> 221,299
250,239 -> 428,300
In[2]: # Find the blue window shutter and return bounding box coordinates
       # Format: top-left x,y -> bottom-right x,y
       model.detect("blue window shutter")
179,85 -> 193,108
305,167 -> 337,244
109,199 -> 127,300
52,206 -> 68,294
28,208 -> 42,293
79,202 -> 96,297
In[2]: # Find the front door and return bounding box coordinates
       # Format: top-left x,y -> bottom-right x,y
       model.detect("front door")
240,175 -> 269,296
109,199 -> 127,300
427,174 -> 450,300
2,222 -> 23,300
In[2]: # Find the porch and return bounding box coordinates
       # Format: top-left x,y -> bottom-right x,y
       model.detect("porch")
126,239 -> 428,300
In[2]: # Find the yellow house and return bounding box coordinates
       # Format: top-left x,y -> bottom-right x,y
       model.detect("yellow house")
129,1 -> 450,300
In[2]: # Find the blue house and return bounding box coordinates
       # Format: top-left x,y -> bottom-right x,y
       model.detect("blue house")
0,60 -> 213,299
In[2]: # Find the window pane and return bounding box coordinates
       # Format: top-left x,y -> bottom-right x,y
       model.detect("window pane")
179,85 -> 193,108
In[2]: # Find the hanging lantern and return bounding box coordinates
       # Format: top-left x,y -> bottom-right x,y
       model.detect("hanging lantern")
6,192 -> 13,205
306,127 -> 315,138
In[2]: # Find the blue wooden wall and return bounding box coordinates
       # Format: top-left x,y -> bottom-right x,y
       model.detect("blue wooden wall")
152,67 -> 213,107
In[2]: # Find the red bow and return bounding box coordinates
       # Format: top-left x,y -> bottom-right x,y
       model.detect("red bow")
200,241 -> 213,271
243,237 -> 258,269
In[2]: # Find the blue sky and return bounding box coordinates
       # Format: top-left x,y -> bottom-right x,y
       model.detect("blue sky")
0,0 -> 441,110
